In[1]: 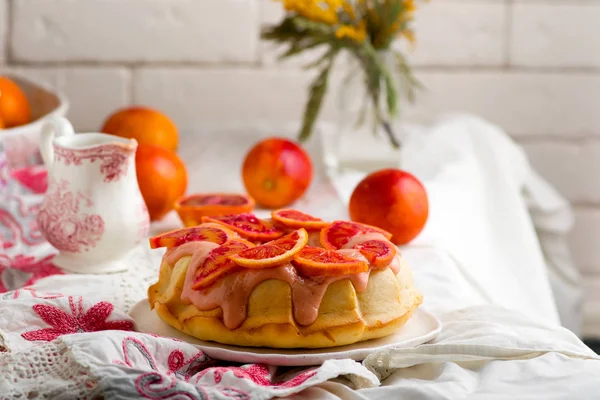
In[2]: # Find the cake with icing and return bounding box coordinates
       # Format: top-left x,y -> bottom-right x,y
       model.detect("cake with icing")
147,210 -> 422,348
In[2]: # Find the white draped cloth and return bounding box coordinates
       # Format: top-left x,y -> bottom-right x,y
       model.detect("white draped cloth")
0,115 -> 596,399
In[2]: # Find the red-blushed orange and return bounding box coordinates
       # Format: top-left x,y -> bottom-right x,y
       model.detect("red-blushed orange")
349,169 -> 428,245
242,138 -> 313,209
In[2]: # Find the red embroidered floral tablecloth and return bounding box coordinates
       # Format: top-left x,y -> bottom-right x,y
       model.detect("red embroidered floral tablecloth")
0,160 -> 379,399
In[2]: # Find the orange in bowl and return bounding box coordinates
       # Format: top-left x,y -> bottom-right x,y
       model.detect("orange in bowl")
102,106 -> 178,151
0,76 -> 31,128
175,193 -> 255,227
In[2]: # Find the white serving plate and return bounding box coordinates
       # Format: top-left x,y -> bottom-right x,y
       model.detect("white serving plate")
0,73 -> 69,167
129,299 -> 442,366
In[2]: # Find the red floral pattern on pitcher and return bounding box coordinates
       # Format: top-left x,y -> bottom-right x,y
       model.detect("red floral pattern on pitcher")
54,143 -> 130,183
36,179 -> 105,253
21,296 -> 134,341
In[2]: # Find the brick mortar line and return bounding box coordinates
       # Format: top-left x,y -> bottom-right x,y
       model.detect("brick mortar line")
513,0 -> 600,5
4,60 -> 261,68
516,136 -> 600,145
572,204 -> 600,212
4,61 -> 600,75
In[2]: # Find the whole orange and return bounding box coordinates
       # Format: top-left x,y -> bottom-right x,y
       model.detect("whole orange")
136,144 -> 187,221
102,106 -> 178,151
242,138 -> 313,209
0,116 -> 5,129
0,77 -> 31,128
349,169 -> 428,245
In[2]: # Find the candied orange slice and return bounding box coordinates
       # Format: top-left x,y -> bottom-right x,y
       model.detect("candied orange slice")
271,209 -> 329,230
320,220 -> 393,250
201,213 -> 284,242
293,246 -> 369,276
353,239 -> 397,268
175,193 -> 255,227
230,228 -> 308,268
192,239 -> 254,290
149,225 -> 235,249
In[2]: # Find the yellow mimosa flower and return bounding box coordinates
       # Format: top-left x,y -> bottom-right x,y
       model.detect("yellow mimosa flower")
277,0 -> 340,25
335,20 -> 367,42
403,29 -> 416,45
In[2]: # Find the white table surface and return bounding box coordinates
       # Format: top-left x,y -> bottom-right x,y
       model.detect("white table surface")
5,116 -> 596,399
157,116 -> 598,398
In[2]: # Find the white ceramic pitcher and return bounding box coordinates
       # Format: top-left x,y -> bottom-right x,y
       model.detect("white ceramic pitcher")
37,117 -> 150,273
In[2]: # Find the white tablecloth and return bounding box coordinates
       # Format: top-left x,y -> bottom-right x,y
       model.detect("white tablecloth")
1,115 -> 597,399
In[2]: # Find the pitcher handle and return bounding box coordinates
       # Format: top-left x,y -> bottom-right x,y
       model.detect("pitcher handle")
40,117 -> 75,168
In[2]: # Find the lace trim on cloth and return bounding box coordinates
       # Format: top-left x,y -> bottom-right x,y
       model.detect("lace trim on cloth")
0,342 -> 95,399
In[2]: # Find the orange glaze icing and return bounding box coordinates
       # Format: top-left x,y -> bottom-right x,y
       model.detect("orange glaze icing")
164,236 -> 400,330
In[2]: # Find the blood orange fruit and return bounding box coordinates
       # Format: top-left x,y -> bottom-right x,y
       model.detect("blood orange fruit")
149,225 -> 234,249
175,193 -> 255,227
353,239 -> 397,268
320,221 -> 393,250
271,209 -> 329,230
230,228 -> 308,268
293,246 -> 368,276
202,213 -> 283,242
349,169 -> 428,245
242,138 -> 313,209
192,239 -> 254,290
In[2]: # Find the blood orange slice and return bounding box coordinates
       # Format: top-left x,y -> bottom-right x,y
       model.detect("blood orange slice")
320,221 -> 393,250
230,228 -> 308,268
271,209 -> 329,230
149,225 -> 235,249
175,193 -> 255,227
192,239 -> 254,290
353,239 -> 397,268
293,246 -> 369,276
201,213 -> 284,242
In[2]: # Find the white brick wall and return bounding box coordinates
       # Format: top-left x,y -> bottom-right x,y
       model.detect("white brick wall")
12,0 -> 260,63
0,0 -> 6,64
2,0 -> 600,333
511,3 -> 600,68
406,1 -> 508,66
406,71 -> 600,137
134,68 -> 316,127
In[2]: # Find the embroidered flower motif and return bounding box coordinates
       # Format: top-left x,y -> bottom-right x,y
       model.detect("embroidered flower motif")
21,296 -> 133,341
0,206 -> 46,249
11,166 -> 48,194
196,364 -> 317,388
0,254 -> 63,292
113,336 -> 214,399
1,286 -> 63,300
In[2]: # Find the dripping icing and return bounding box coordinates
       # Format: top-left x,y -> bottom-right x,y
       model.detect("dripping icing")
165,240 -> 400,330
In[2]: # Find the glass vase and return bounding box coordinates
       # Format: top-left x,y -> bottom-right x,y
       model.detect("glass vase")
321,51 -> 407,179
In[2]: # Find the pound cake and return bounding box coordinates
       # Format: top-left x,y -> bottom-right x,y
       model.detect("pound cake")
147,209 -> 422,348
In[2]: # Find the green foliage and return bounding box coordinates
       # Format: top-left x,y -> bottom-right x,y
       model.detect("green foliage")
261,2 -> 420,147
